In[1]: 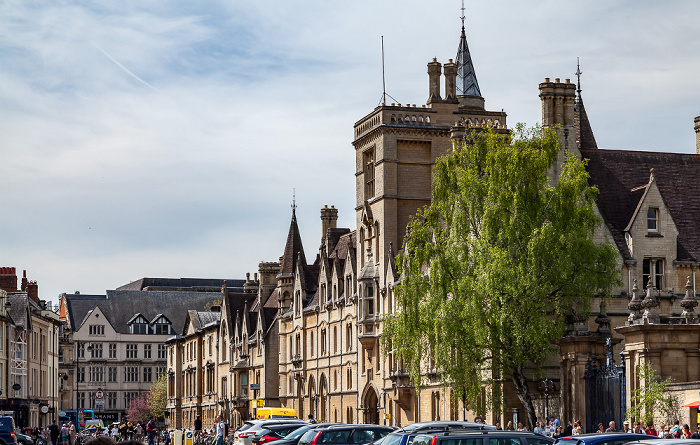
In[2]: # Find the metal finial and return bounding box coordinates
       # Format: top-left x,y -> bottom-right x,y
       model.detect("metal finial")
575,57 -> 582,97
461,0 -> 466,29
292,188 -> 296,214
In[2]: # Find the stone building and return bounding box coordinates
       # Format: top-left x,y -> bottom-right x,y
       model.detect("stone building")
60,277 -> 243,425
0,267 -> 61,428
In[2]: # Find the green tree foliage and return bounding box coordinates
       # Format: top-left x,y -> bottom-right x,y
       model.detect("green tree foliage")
626,364 -> 680,426
383,125 -> 620,428
148,373 -> 168,420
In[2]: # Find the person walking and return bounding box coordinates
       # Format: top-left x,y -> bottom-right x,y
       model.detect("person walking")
68,422 -> 76,445
60,424 -> 70,445
48,420 -> 60,445
605,421 -> 616,432
146,416 -> 157,445
215,416 -> 225,445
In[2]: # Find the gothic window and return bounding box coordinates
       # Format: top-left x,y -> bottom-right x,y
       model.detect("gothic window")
346,324 -> 352,352
364,148 -> 375,199
647,208 -> 659,232
333,326 -> 338,354
309,331 -> 314,357
365,286 -> 375,318
321,329 -> 327,356
295,333 -> 301,357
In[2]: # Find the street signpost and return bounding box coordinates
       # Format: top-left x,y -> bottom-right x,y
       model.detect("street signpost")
95,389 -> 105,411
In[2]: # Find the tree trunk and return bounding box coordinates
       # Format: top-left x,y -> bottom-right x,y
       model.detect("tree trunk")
511,363 -> 537,430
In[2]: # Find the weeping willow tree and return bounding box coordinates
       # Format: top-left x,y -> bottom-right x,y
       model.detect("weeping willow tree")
383,125 -> 620,428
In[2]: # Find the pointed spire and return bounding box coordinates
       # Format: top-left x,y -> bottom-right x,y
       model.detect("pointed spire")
456,1 -> 482,98
573,58 -> 598,149
279,202 -> 307,277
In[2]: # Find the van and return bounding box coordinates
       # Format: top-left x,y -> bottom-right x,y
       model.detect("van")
255,408 -> 298,419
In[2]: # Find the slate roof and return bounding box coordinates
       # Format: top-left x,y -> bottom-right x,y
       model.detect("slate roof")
582,149 -> 700,262
575,96 -> 598,150
65,290 -> 221,335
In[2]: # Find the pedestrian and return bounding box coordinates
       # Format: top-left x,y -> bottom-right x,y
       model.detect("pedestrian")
534,422 -> 545,435
146,416 -> 157,445
645,421 -> 658,436
495,422 -> 501,430
596,423 -> 604,433
563,423 -> 573,436
691,425 -> 700,439
49,420 -> 60,445
60,424 -> 70,445
571,422 -> 580,436
69,422 -> 76,445
505,421 -> 514,431
605,421 -> 616,432
215,416 -> 225,445
516,422 -> 526,432
670,420 -> 681,438
307,414 -> 316,424
682,424 -> 692,438
622,421 -> 629,433
111,424 -> 118,439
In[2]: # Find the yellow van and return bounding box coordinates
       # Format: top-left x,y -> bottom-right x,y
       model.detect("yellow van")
256,407 -> 298,419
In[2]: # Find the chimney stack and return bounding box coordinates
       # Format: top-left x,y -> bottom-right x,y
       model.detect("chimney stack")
26,280 -> 39,304
427,58 -> 442,104
0,267 -> 18,292
695,116 -> 700,154
443,59 -> 458,103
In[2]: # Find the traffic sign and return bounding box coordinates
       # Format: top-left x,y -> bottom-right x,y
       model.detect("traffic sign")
95,390 -> 104,399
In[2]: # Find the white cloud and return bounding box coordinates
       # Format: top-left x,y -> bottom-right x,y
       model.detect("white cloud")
2,0 -> 700,302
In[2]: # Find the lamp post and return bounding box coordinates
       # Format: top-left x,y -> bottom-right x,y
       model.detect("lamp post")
539,379 -> 555,421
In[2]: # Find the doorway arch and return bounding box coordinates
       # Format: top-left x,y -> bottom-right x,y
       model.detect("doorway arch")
362,384 -> 380,424
319,373 -> 328,422
296,378 -> 305,420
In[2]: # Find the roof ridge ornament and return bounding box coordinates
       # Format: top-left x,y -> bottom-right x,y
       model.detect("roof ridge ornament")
680,276 -> 698,323
627,279 -> 643,325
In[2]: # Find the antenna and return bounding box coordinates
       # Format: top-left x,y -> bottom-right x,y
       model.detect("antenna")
377,36 -> 398,107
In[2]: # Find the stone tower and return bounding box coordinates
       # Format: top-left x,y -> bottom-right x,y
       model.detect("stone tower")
352,15 -> 507,426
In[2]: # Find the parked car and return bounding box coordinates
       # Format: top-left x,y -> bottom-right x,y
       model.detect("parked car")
554,433 -> 649,445
411,430 -> 554,445
0,416 -> 17,445
624,440 -> 700,445
252,424 -> 315,445
235,420 -> 308,445
257,424 -> 339,445
298,424 -> 394,445
395,422 -> 496,434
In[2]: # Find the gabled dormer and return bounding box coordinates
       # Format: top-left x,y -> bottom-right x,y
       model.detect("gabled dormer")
150,314 -> 175,335
127,313 -> 151,334
624,169 -> 679,291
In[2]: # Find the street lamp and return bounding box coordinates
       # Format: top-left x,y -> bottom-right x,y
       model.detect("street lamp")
539,379 -> 556,421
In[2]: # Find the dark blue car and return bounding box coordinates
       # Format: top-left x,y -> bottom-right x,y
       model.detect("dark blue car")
555,433 -> 650,445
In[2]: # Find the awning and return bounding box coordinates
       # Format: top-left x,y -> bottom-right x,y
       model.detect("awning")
682,400 -> 699,408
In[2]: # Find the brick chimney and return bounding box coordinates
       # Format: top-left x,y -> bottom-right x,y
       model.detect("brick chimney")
320,205 -> 338,239
0,267 -> 17,292
694,116 -> 700,154
21,270 -> 28,291
26,280 -> 39,304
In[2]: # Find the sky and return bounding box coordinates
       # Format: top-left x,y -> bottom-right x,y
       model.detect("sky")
2,1 -> 700,305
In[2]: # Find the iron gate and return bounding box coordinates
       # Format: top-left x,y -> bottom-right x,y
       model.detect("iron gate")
584,338 -> 626,433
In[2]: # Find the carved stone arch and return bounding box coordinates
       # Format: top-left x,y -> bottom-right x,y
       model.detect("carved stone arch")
307,373 -> 317,420
318,372 -> 329,422
361,381 -> 380,424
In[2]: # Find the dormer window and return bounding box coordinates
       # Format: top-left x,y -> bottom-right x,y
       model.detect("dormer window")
152,315 -> 174,335
128,314 -> 150,334
647,208 -> 659,232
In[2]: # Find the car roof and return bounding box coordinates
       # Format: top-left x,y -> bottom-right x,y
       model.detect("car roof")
555,433 -> 650,443
418,431 -> 549,438
626,441 -> 700,445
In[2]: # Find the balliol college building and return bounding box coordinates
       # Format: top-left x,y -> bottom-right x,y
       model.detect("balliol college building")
57,15 -> 700,432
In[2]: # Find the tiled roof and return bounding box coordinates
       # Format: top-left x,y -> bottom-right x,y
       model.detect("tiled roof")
582,149 -> 700,262
65,290 -> 221,335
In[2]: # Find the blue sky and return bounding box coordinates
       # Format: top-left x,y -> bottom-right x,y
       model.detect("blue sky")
2,1 -> 700,303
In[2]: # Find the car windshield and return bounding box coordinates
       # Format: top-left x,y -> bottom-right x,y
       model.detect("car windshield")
285,426 -> 313,440
379,434 -> 404,445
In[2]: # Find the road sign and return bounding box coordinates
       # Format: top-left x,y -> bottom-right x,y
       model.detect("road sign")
250,384 -> 260,390
95,390 -> 104,399
41,406 -> 49,414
